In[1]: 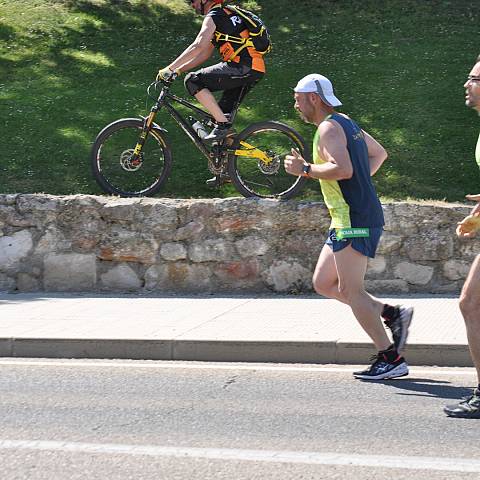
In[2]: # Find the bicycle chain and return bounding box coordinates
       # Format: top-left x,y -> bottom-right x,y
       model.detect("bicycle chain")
207,157 -> 226,175
208,140 -> 233,175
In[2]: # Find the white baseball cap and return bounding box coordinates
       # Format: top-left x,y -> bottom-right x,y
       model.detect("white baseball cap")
294,73 -> 342,107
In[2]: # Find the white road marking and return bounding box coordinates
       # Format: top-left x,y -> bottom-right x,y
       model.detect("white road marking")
0,359 -> 475,376
0,439 -> 479,472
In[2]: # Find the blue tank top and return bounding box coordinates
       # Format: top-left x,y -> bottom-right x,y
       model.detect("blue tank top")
313,113 -> 385,228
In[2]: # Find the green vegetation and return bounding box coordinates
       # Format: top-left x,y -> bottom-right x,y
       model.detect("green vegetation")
0,0 -> 479,201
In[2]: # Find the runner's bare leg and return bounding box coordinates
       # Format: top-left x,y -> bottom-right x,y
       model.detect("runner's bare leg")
313,243 -> 390,351
459,254 -> 480,381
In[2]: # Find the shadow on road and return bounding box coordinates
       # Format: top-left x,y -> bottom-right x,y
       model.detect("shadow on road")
362,377 -> 473,400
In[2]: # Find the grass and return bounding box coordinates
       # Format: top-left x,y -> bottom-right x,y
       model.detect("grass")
0,0 -> 479,201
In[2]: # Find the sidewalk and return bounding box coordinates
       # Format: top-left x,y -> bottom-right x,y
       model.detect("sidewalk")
0,293 -> 471,367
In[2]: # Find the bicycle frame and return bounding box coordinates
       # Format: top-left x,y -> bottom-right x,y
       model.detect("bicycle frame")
132,82 -> 278,173
133,80 -> 273,165
133,81 -> 232,161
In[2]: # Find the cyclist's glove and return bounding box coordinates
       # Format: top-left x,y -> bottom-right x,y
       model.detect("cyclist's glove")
156,67 -> 180,82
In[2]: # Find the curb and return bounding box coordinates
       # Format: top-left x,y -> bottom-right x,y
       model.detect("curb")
0,338 -> 473,367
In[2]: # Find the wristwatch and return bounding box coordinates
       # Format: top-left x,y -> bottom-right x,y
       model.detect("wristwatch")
302,163 -> 311,177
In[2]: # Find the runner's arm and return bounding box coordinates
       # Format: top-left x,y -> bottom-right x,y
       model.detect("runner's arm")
363,130 -> 388,175
285,122 -> 353,179
310,121 -> 353,180
168,16 -> 216,73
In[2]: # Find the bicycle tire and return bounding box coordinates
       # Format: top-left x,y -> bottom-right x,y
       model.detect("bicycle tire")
91,118 -> 173,197
228,120 -> 310,200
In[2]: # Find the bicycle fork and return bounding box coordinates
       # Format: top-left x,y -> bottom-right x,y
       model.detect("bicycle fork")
131,105 -> 160,162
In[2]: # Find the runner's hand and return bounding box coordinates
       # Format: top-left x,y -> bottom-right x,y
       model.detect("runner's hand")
284,148 -> 305,176
456,214 -> 480,238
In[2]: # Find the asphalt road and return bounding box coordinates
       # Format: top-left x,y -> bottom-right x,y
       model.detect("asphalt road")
1,359 -> 479,479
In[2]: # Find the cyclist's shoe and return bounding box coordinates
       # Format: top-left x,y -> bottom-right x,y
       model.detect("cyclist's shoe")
383,305 -> 414,352
353,353 -> 408,380
206,174 -> 231,188
444,389 -> 480,418
204,122 -> 233,141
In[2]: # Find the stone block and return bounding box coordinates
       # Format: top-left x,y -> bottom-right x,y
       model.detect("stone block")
101,264 -> 142,291
264,260 -> 312,292
145,263 -> 212,292
0,230 -> 33,270
35,227 -> 72,255
144,264 -> 169,291
394,262 -> 434,285
142,202 -> 178,233
174,221 -> 204,241
403,232 -> 454,261
214,260 -> 260,286
443,260 -> 471,281
185,201 -> 215,223
189,239 -> 232,263
0,272 -> 15,292
98,229 -> 159,264
100,198 -> 142,222
376,234 -> 402,254
160,242 -> 187,261
215,216 -> 263,234
44,253 -> 96,291
0,206 -> 34,228
167,263 -> 212,291
16,194 -> 60,213
16,273 -> 40,292
235,236 -> 269,258
367,255 -> 387,275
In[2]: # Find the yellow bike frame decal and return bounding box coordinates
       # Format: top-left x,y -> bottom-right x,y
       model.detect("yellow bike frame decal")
234,141 -> 271,164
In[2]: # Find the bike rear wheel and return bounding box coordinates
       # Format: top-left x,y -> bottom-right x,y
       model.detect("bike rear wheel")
91,118 -> 172,197
228,121 -> 310,200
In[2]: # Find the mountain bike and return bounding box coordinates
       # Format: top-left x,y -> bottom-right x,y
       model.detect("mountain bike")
91,77 -> 310,199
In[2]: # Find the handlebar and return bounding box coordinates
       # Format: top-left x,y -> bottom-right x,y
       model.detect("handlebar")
147,72 -> 179,99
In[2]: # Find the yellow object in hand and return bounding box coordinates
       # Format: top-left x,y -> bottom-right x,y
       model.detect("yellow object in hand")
457,214 -> 480,237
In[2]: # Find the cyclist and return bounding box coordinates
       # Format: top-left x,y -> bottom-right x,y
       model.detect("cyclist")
156,0 -> 266,149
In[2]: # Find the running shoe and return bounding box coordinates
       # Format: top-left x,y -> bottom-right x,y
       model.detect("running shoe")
353,353 -> 409,380
444,389 -> 480,418
384,305 -> 414,352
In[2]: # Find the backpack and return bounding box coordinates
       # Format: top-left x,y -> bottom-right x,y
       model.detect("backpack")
226,5 -> 272,55
214,4 -> 272,60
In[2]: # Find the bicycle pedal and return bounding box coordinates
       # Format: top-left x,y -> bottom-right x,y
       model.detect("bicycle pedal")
205,175 -> 231,188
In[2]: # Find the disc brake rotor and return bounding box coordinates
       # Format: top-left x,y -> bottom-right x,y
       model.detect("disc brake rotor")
258,150 -> 281,175
120,149 -> 143,172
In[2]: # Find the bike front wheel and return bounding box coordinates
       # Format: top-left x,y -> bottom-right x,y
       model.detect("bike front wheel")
91,118 -> 173,197
228,121 -> 310,200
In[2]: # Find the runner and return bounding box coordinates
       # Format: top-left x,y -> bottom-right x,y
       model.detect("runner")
444,54 -> 480,418
285,73 -> 414,380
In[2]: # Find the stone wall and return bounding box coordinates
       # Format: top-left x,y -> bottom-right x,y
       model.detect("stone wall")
0,194 -> 477,294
